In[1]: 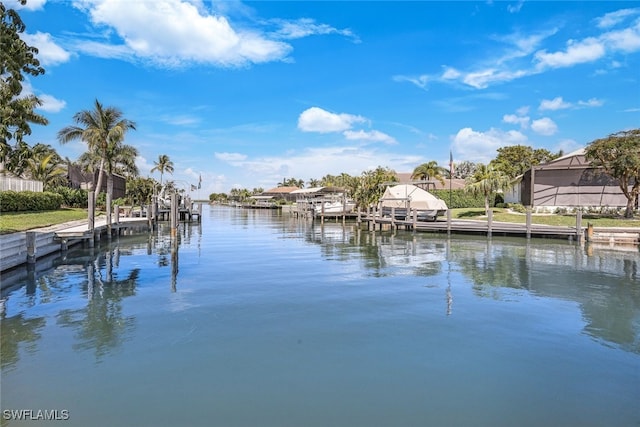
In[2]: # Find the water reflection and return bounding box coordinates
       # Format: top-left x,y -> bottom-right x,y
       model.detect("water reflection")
1,213 -> 638,378
304,225 -> 445,277
299,222 -> 640,353
0,312 -> 46,370
56,259 -> 139,361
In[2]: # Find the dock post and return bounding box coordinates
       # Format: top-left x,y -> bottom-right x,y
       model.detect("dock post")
586,223 -> 593,242
356,207 -> 362,225
447,209 -> 452,235
576,210 -> 583,244
170,193 -> 178,238
487,209 -> 493,237
526,207 -> 532,239
106,191 -> 112,236
88,192 -> 95,233
114,205 -> 120,225
412,208 -> 417,232
152,196 -> 158,227
26,231 -> 36,264
321,201 -> 325,225
146,204 -> 152,230
88,192 -> 95,248
391,207 -> 396,230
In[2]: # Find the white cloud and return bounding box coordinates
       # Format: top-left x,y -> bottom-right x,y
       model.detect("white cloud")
596,8 -> 640,29
71,40 -> 133,61
72,0 -> 292,67
451,127 -> 528,163
601,26 -> 640,52
21,32 -> 71,66
507,0 -> 524,14
392,74 -> 429,90
538,96 -> 604,110
462,68 -> 528,89
502,114 -> 530,129
215,145 -> 421,188
19,80 -> 66,113
342,130 -> 397,145
3,0 -> 47,10
531,117 -> 558,136
163,115 -> 200,126
297,107 -> 366,133
535,37 -> 606,69
539,97 -> 571,111
577,98 -> 604,108
555,139 -> 582,155
394,10 -> 640,91
441,67 -> 461,80
36,94 -> 67,113
135,156 -> 153,176
215,152 -> 248,162
271,18 -> 359,43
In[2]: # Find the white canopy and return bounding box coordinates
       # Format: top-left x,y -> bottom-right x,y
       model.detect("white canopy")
380,184 -> 448,210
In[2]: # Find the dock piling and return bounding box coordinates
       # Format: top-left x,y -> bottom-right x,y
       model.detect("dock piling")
26,231 -> 36,264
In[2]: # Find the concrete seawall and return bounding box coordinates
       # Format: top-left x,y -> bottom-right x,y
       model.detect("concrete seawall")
0,220 -> 89,274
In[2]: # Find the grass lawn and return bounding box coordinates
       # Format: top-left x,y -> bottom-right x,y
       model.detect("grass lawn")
0,209 -> 90,234
451,208 -> 640,228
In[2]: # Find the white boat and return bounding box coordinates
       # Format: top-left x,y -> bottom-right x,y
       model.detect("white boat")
320,200 -> 356,214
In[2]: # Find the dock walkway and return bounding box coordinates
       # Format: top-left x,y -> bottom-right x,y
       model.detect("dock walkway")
54,217 -> 151,241
356,212 -> 639,245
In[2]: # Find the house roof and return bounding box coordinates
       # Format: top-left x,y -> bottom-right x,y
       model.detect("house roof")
291,186 -> 346,195
534,147 -> 589,170
263,186 -> 300,194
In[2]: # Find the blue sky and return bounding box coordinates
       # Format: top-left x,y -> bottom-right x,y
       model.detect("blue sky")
9,0 -> 640,193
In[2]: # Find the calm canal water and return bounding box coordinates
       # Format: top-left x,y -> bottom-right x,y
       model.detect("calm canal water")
1,205 -> 639,427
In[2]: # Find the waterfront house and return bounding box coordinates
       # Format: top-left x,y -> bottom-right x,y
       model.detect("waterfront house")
67,165 -> 126,199
261,186 -> 300,202
506,148 -> 635,212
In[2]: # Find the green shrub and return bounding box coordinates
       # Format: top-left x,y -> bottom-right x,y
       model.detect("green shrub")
0,191 -> 64,212
50,186 -> 88,208
113,197 -> 128,207
504,203 -> 527,213
96,192 -> 106,210
431,189 -> 495,209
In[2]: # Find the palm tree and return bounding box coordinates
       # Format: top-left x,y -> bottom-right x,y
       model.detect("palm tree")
103,137 -> 139,228
150,154 -> 174,186
464,163 -> 511,214
411,161 -> 447,186
57,99 -> 136,198
27,153 -> 67,190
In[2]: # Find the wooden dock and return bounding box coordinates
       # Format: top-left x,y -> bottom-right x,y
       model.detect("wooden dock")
360,215 -> 585,240
54,217 -> 151,243
0,217 -> 152,275
354,209 -> 639,245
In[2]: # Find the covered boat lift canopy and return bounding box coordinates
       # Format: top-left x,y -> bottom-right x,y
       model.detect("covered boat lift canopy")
379,184 -> 448,221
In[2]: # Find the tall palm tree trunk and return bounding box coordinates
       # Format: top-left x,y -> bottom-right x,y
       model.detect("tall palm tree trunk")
106,172 -> 113,233
94,159 -> 105,198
